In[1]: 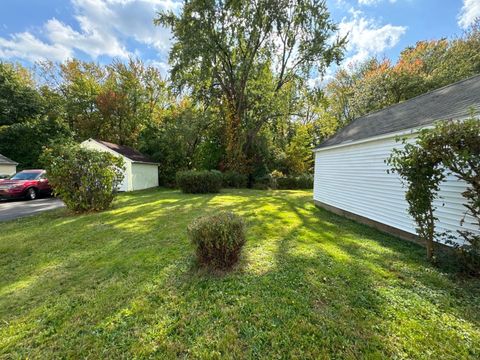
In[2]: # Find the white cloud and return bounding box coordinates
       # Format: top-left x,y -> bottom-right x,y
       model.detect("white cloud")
45,18 -> 129,59
458,0 -> 480,29
0,0 -> 181,63
70,0 -> 180,52
0,32 -> 72,62
339,9 -> 407,65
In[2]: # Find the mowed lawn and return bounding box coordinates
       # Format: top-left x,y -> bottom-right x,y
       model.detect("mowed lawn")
1,189 -> 480,359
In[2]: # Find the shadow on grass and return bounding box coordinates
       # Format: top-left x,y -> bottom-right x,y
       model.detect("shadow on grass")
1,188 -> 479,358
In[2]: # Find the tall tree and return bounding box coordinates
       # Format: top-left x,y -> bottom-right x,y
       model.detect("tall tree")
0,117 -> 72,169
38,59 -> 105,139
98,59 -> 168,146
156,0 -> 345,175
38,58 -> 168,145
324,20 -> 480,130
139,98 -> 215,185
0,62 -> 44,126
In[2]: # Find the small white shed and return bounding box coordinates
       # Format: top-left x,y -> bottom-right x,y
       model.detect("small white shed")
313,75 -> 480,245
81,139 -> 159,192
0,154 -> 18,177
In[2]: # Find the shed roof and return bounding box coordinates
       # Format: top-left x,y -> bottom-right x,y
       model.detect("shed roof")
0,154 -> 18,165
316,74 -> 480,149
94,139 -> 157,164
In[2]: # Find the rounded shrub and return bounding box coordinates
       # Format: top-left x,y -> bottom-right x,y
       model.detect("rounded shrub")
222,171 -> 248,188
252,173 -> 313,190
276,174 -> 314,189
40,144 -> 125,212
188,211 -> 246,269
253,175 -> 271,190
176,170 -> 222,193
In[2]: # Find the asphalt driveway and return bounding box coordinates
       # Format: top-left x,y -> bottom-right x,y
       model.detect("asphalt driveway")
0,198 -> 65,222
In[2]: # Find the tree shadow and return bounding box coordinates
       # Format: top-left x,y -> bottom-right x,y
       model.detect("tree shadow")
1,189 -> 479,358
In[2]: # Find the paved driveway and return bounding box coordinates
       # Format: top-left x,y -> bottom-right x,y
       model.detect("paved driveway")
0,198 -> 65,222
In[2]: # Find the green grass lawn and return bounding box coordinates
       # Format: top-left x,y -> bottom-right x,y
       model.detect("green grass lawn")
1,189 -> 479,359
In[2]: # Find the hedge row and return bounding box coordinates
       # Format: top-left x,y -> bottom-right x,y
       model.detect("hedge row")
176,170 -> 223,193
276,174 -> 314,189
176,170 -> 313,193
253,173 -> 313,190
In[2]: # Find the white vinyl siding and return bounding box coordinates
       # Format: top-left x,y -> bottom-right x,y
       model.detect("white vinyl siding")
118,162 -> 130,192
0,164 -> 16,176
314,135 -> 478,244
80,139 -> 159,192
131,163 -> 158,190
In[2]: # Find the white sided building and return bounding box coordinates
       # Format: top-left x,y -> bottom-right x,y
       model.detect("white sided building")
313,75 -> 480,245
81,139 -> 159,192
0,154 -> 18,177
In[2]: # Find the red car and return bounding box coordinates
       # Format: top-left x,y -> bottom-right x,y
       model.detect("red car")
0,170 -> 52,200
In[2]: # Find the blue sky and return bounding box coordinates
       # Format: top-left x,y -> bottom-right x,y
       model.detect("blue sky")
0,0 -> 479,80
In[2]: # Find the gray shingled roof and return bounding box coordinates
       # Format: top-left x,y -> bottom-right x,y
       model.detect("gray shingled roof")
95,139 -> 158,164
0,154 -> 18,165
316,74 -> 480,149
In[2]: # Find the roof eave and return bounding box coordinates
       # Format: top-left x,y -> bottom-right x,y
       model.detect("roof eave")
132,161 -> 160,165
314,115 -> 477,152
313,127 -> 421,152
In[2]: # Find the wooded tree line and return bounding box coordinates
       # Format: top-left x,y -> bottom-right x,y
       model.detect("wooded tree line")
324,21 -> 480,126
0,0 -> 478,186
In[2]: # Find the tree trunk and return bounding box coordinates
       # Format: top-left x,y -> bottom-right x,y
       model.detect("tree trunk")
225,101 -> 247,173
426,235 -> 434,260
426,207 -> 435,260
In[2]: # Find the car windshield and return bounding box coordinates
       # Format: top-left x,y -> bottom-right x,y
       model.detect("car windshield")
10,172 -> 40,180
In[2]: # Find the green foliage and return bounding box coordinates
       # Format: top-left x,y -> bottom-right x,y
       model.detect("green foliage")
252,175 -> 272,190
0,19 -> 479,191
97,59 -> 162,146
449,237 -> 480,277
276,174 -> 314,190
284,125 -> 314,175
325,21 -> 480,126
176,170 -> 222,194
388,118 -> 480,271
49,59 -> 105,138
426,118 -> 480,275
2,188 -> 480,358
138,100 -> 214,186
156,0 -> 345,173
0,62 -> 71,169
39,58 -> 168,146
188,211 -> 246,269
388,140 -> 443,259
0,116 -> 72,169
253,171 -> 313,190
222,171 -> 248,188
40,144 -> 125,212
0,62 -> 44,126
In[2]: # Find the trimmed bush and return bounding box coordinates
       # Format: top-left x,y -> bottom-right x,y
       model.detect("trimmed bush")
253,175 -> 271,190
449,240 -> 480,276
176,170 -> 222,193
188,211 -> 246,269
276,174 -> 314,189
253,173 -> 313,190
40,144 -> 125,212
222,171 -> 248,188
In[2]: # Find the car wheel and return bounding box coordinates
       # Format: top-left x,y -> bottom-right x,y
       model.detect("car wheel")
26,188 -> 37,200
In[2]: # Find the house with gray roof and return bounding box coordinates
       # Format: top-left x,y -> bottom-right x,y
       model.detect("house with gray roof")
313,74 -> 480,245
0,154 -> 18,177
80,138 -> 159,192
